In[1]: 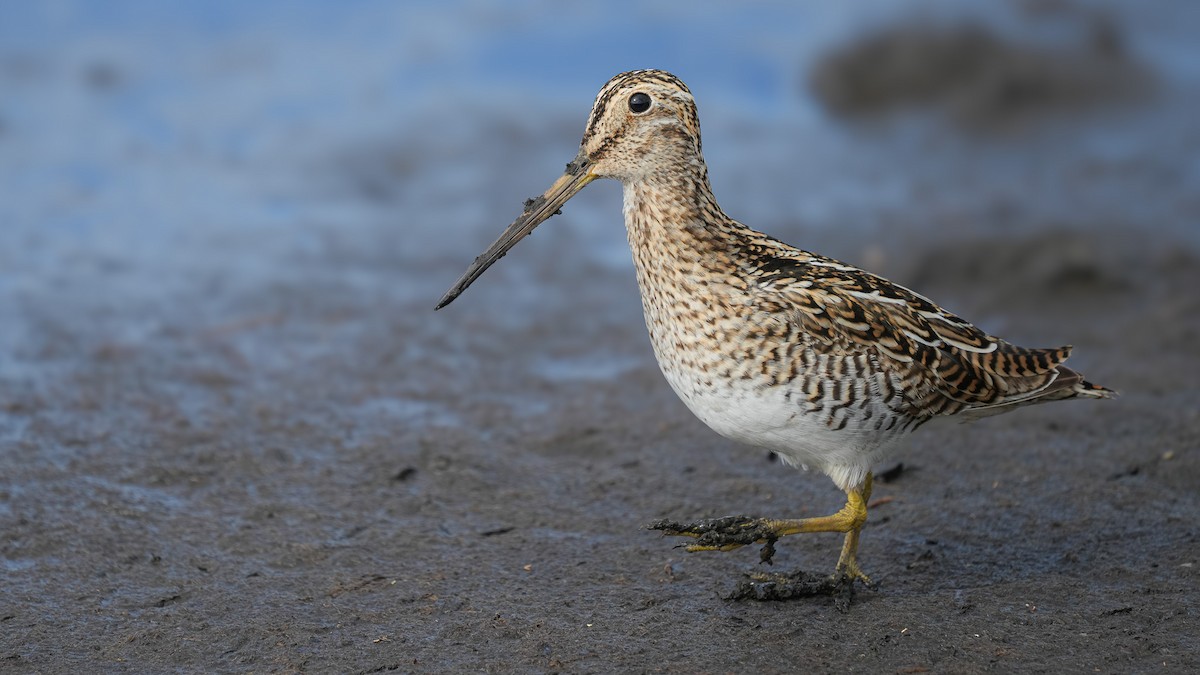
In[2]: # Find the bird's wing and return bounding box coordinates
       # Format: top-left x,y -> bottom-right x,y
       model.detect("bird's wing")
743,242 -> 1074,418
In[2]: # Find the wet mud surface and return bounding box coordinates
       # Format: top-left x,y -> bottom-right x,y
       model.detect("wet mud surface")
3,3 -> 1200,673
9,223 -> 1198,673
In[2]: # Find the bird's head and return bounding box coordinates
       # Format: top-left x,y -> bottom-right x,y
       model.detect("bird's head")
436,69 -> 701,309
578,69 -> 703,182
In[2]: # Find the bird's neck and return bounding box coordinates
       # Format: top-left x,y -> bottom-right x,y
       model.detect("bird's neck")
621,169 -> 744,273
621,169 -> 757,343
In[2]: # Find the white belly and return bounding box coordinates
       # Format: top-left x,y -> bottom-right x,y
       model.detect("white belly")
657,361 -> 905,492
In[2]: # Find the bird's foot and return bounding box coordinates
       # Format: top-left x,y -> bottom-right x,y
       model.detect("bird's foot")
727,569 -> 871,610
648,515 -> 781,563
834,558 -> 874,588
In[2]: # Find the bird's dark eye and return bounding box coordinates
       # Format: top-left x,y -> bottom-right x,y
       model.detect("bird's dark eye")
628,92 -> 651,114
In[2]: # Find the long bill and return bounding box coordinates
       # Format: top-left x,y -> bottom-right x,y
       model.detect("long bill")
435,155 -> 595,310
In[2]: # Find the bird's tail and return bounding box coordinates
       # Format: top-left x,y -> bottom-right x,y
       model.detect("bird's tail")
1043,365 -> 1118,401
956,362 -> 1116,421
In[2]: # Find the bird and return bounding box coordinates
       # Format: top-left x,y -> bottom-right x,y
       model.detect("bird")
435,69 -> 1115,593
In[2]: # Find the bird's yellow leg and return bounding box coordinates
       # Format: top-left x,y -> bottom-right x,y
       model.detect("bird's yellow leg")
833,474 -> 873,584
766,474 -> 871,539
650,474 -> 874,582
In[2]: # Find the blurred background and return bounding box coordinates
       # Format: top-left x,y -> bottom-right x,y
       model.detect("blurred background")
2,0 -> 1197,425
2,0 -> 1196,412
2,1 -> 1198,670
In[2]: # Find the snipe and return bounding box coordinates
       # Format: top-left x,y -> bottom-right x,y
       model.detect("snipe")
436,69 -> 1114,595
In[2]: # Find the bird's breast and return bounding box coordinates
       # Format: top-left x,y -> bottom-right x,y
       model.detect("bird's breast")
621,211 -> 913,484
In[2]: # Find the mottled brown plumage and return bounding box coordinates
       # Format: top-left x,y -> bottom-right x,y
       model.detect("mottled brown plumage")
437,69 -> 1114,591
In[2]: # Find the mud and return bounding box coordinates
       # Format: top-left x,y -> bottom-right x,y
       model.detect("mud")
4,223 -> 1196,673
728,571 -> 858,606
3,2 -> 1200,673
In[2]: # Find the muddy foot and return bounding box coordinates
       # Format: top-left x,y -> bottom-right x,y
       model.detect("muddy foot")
648,516 -> 779,562
727,570 -> 867,611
